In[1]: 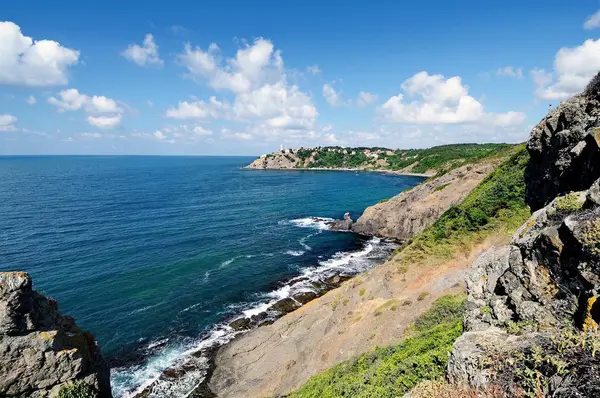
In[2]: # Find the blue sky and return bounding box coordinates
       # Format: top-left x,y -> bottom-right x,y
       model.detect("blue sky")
1,0 -> 600,155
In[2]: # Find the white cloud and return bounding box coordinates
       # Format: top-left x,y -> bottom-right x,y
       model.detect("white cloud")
177,38 -> 283,93
173,38 -> 318,142
490,111 -> 526,127
48,88 -> 124,128
165,96 -> 228,119
0,114 -> 17,131
153,130 -> 166,140
306,65 -> 321,75
532,39 -> 600,100
87,114 -> 122,129
233,81 -> 317,129
122,34 -> 163,67
322,83 -> 349,107
584,10 -> 600,30
496,66 -> 523,78
380,71 -> 523,128
61,136 -> 74,142
147,100 -> 154,107
324,133 -> 340,144
357,91 -> 378,107
26,95 -> 36,104
81,132 -> 103,139
380,71 -> 484,123
0,21 -> 79,86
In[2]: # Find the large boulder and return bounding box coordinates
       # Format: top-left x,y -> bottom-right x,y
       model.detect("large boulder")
525,72 -> 600,211
0,272 -> 111,397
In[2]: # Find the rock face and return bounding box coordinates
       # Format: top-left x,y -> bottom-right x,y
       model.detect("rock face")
0,272 -> 111,397
328,212 -> 353,231
352,161 -> 496,240
525,73 -> 600,211
246,153 -> 298,169
448,180 -> 600,396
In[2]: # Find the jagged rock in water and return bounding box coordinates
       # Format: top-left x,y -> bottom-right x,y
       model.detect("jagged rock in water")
525,72 -> 600,211
0,272 -> 111,397
328,212 -> 353,231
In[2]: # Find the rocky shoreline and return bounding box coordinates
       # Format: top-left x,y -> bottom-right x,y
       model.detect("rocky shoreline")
243,165 -> 435,178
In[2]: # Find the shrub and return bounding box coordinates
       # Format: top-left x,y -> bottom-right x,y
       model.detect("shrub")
290,294 -> 466,398
418,292 -> 430,301
58,381 -> 97,398
554,192 -> 583,212
582,219 -> 600,258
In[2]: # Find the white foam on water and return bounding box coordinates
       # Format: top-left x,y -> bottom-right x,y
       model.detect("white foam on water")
110,236 -> 397,397
285,250 -> 305,256
289,216 -> 333,230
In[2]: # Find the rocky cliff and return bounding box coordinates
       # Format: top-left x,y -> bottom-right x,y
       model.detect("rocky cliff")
352,161 -> 496,240
0,272 -> 111,397
446,73 -> 600,398
525,74 -> 600,211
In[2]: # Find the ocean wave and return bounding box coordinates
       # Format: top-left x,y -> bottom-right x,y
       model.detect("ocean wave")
289,216 -> 334,230
285,250 -> 305,256
110,236 -> 397,397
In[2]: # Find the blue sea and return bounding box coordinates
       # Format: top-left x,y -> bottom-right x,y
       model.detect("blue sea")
0,156 -> 423,397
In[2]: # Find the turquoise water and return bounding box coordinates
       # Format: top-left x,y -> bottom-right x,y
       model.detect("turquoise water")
0,156 -> 423,396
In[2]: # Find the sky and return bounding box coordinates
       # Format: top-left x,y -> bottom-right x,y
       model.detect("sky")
1,0 -> 600,155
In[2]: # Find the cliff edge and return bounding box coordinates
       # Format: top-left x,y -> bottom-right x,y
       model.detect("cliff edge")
0,272 -> 111,398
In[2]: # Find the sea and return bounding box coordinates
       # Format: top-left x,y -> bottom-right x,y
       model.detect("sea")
0,156 -> 424,397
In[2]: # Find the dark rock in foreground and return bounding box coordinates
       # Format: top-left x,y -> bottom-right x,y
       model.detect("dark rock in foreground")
525,73 -> 600,211
0,272 -> 112,397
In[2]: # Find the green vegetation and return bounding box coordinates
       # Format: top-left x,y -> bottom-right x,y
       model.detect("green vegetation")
290,294 -> 465,398
433,183 -> 451,192
417,292 -> 430,301
393,145 -> 530,267
554,192 -> 584,212
377,198 -> 390,204
58,382 -> 97,398
582,219 -> 600,257
287,143 -> 514,175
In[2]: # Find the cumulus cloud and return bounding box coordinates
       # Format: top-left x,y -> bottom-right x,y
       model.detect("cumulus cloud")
380,72 -> 484,123
584,10 -> 600,30
0,21 -> 79,86
496,66 -> 523,78
380,71 -> 523,127
322,83 -> 349,107
356,91 -> 378,107
48,89 -> 124,129
173,38 -> 318,142
87,114 -> 122,129
532,39 -> 600,100
177,38 -> 283,93
122,34 -> 163,67
26,95 -> 36,104
0,114 -> 17,131
165,96 -> 228,119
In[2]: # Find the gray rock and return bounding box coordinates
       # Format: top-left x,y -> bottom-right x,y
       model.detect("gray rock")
0,271 -> 111,397
525,73 -> 600,211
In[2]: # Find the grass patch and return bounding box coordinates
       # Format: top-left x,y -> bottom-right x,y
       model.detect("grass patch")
418,292 -> 430,301
290,294 -> 466,398
359,288 -> 366,296
374,299 -> 400,316
378,198 -> 390,204
393,145 -> 530,268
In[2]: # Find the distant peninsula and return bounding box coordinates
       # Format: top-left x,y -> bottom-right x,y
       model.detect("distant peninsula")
245,143 -> 511,177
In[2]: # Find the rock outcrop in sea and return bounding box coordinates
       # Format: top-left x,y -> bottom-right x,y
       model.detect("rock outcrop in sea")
447,73 -> 600,397
0,272 -> 111,397
352,161 -> 496,240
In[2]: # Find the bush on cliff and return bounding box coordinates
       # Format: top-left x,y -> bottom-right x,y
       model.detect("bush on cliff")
289,294 -> 465,398
58,381 -> 97,398
393,145 -> 530,266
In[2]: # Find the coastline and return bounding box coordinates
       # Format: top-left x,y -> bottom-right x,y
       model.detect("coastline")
128,232 -> 399,397
242,166 -> 435,178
